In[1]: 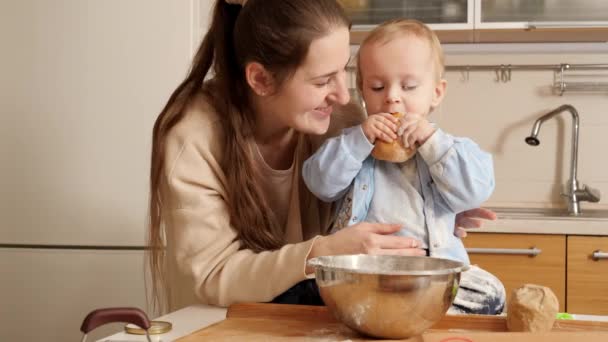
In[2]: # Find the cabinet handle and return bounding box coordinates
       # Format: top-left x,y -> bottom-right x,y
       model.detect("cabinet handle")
527,22 -> 608,29
593,250 -> 608,260
466,247 -> 541,256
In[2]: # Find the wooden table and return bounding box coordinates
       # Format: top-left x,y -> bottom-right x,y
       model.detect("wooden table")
179,303 -> 608,341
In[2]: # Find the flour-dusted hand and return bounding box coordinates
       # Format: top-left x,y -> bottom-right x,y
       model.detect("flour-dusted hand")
308,222 -> 426,267
397,112 -> 436,148
361,112 -> 399,144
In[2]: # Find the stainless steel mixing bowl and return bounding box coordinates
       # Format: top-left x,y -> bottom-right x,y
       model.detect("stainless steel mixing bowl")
307,254 -> 468,339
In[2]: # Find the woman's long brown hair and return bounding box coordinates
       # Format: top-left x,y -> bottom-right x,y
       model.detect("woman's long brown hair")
147,0 -> 350,313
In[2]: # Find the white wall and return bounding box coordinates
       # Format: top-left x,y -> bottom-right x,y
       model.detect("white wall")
439,50 -> 608,210
0,1 -> 214,341
0,0 -> 195,245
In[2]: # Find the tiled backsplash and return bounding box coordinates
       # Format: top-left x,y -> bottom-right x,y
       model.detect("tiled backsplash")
439,52 -> 608,209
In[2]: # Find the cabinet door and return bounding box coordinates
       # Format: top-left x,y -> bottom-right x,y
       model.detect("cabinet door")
567,236 -> 608,315
463,233 -> 566,311
478,0 -> 608,27
475,0 -> 608,42
343,0 -> 475,43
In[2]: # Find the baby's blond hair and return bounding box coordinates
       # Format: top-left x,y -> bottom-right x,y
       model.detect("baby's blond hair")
356,19 -> 445,92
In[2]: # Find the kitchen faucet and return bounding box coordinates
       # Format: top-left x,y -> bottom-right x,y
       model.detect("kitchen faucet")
525,104 -> 600,216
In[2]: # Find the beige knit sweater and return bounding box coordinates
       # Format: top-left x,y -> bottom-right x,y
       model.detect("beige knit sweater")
161,93 -> 365,309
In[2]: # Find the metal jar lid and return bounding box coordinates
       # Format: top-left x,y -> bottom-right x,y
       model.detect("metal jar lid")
125,320 -> 172,335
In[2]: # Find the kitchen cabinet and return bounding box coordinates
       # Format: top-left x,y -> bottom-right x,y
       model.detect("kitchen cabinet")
474,0 -> 608,43
462,233 -> 566,312
567,236 -> 608,315
346,0 -> 475,43
463,233 -> 608,315
343,0 -> 608,44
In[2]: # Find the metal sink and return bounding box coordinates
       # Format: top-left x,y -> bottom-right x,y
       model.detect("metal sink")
487,207 -> 608,221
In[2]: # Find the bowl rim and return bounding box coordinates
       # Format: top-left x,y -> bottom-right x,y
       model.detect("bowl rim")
307,254 -> 469,275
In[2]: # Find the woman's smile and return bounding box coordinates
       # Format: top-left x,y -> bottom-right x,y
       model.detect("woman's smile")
313,105 -> 333,118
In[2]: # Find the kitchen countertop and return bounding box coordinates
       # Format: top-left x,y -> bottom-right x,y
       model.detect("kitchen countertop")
98,304 -> 608,342
96,305 -> 227,342
466,207 -> 608,235
469,217 -> 608,235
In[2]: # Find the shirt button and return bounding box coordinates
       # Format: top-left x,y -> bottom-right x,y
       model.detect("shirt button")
361,184 -> 368,191
433,243 -> 439,248
352,216 -> 358,222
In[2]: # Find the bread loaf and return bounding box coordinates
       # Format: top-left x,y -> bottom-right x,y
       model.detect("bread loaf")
506,284 -> 559,332
371,112 -> 416,163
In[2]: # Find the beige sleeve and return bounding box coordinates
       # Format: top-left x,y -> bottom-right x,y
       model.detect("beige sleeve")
162,110 -> 318,307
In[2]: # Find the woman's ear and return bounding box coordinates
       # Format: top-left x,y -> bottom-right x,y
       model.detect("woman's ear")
245,62 -> 274,96
430,79 -> 447,108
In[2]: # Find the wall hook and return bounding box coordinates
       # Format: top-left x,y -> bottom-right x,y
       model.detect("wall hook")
558,63 -> 570,96
460,66 -> 470,82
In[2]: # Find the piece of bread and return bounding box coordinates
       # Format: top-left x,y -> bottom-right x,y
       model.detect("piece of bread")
506,284 -> 559,332
371,112 -> 416,163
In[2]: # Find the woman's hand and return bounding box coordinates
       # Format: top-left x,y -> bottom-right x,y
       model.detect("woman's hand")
454,207 -> 497,238
308,222 -> 425,263
361,113 -> 399,144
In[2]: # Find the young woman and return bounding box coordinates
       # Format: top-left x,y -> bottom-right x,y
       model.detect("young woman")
148,0 -> 501,314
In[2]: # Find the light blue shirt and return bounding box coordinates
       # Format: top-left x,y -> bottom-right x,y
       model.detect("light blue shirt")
302,125 -> 495,264
366,158 -> 428,248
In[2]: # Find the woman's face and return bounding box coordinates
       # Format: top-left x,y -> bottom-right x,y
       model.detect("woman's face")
262,26 -> 351,135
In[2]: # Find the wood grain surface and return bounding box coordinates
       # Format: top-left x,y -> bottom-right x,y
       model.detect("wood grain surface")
567,236 -> 608,315
178,303 -> 608,341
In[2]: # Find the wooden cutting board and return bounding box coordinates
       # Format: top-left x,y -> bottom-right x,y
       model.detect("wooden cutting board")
178,303 -> 608,341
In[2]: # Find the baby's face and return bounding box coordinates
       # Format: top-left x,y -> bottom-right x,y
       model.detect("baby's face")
358,35 -> 445,117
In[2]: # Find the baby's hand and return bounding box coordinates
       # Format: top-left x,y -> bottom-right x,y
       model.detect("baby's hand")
397,113 -> 436,148
362,112 -> 399,144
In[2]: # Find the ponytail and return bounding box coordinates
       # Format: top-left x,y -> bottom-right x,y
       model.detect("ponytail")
147,0 -> 350,313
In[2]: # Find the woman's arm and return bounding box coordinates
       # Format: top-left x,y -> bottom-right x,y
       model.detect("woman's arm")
163,101 -> 425,307
166,135 -> 425,306
162,108 -> 322,307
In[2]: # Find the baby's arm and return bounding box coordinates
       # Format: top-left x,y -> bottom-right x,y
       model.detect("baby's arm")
419,129 -> 495,213
303,125 -> 374,202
